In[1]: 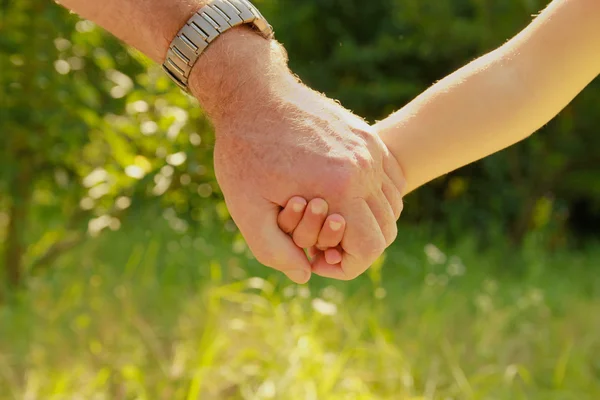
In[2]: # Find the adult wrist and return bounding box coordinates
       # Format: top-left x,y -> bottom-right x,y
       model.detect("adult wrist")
187,26 -> 295,125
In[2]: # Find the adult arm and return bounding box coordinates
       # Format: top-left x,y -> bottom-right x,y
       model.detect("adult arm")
56,0 -> 270,118
57,0 -> 406,282
375,0 -> 600,194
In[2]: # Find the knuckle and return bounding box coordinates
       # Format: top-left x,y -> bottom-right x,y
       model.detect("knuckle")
319,235 -> 335,247
397,176 -> 408,196
351,125 -> 375,142
280,220 -> 295,234
395,200 -> 404,219
353,149 -> 375,172
320,148 -> 379,199
339,258 -> 370,280
342,268 -> 361,280
315,244 -> 327,252
386,222 -> 398,246
365,237 -> 387,260
337,264 -> 358,281
318,239 -> 334,250
293,231 -> 316,249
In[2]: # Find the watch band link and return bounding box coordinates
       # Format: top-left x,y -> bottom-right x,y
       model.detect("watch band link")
162,0 -> 274,92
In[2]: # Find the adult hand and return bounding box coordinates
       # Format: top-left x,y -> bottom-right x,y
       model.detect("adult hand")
190,28 -> 405,283
56,1 -> 404,283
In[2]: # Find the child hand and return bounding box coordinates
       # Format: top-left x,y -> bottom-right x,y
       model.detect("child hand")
277,196 -> 346,265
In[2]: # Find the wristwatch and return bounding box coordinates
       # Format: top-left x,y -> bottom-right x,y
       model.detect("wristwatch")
162,0 -> 274,93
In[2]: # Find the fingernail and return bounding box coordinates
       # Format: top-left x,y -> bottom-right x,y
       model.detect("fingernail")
310,200 -> 327,215
286,269 -> 309,283
292,201 -> 306,213
329,221 -> 342,231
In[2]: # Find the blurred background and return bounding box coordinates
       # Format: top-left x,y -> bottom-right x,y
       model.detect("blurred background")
1,0 -> 599,398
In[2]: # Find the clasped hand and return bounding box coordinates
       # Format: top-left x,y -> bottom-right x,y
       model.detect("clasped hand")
191,36 -> 404,284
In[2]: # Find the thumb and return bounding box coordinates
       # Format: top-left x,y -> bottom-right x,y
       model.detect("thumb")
236,200 -> 312,284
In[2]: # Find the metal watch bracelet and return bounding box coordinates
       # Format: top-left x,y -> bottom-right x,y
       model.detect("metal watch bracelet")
162,0 -> 274,93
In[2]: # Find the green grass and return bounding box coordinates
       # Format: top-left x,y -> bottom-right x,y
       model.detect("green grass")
1,219 -> 599,399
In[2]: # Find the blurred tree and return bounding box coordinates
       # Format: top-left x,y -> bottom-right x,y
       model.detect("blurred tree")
0,0 -> 223,291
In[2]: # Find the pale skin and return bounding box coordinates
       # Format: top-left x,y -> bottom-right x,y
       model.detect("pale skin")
279,0 -> 600,264
57,0 -> 405,283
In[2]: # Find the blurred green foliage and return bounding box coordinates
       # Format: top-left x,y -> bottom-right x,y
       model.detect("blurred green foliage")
1,223 -> 599,398
0,0 -> 225,289
1,1 -> 600,397
1,0 -> 600,289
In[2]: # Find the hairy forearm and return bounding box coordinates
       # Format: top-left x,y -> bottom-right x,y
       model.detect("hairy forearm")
57,0 -> 293,123
376,0 -> 600,194
57,0 -> 209,63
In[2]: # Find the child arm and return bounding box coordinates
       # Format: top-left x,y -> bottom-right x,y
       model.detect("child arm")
375,0 -> 600,194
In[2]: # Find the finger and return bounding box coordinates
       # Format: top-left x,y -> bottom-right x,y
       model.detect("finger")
316,214 -> 346,249
367,193 -> 397,246
307,246 -> 319,259
293,198 -> 329,249
312,199 -> 385,280
277,196 -> 308,234
324,246 -> 343,265
230,198 -> 312,284
382,178 -> 404,221
311,258 -> 344,279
